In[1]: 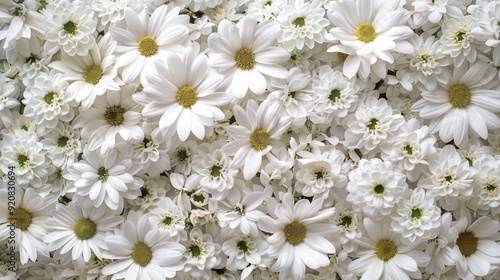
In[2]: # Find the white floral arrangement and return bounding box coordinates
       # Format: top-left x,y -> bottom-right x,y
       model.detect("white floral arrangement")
1,0 -> 500,279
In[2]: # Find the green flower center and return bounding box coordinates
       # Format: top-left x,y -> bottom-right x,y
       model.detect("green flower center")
375,240 -> 397,261
177,149 -> 189,161
57,136 -> 69,147
329,89 -> 341,102
373,184 -> 385,195
404,145 -> 413,155
237,240 -> 249,252
250,129 -> 271,151
356,23 -> 377,43
18,154 -> 29,167
97,167 -> 109,182
211,165 -> 221,177
486,184 -> 497,192
26,55 -> 38,64
190,245 -> 201,257
63,21 -> 77,34
293,17 -> 306,27
138,36 -> 158,57
284,221 -> 307,245
10,208 -> 32,231
367,118 -> 379,130
163,216 -> 173,225
235,48 -> 255,70
192,194 -> 205,203
38,0 -> 48,12
339,216 -> 352,227
411,208 -> 422,219
176,86 -> 197,107
43,91 -> 58,105
104,106 -> 125,126
73,218 -> 97,240
131,242 -> 153,266
83,65 -> 103,85
448,84 -> 471,108
456,232 -> 477,257
454,29 -> 468,43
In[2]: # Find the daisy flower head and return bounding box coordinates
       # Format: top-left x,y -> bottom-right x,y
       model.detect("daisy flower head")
222,99 -> 293,180
208,16 -> 290,99
258,193 -> 337,280
133,46 -> 232,142
411,61 -> 500,148
109,5 -> 190,84
102,210 -> 185,279
348,217 -> 430,280
43,200 -> 124,263
326,0 -> 414,80
49,32 -> 121,110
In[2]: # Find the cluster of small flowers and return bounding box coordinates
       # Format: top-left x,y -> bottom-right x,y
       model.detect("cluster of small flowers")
1,0 -> 500,279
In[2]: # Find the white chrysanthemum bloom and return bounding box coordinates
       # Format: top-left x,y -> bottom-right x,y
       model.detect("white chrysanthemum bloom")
147,197 -> 186,240
295,147 -> 348,198
390,187 -> 441,244
258,193 -> 337,280
312,65 -> 361,124
102,210 -> 185,279
406,34 -> 450,91
451,216 -> 500,279
17,38 -> 52,88
471,156 -> 500,215
268,67 -> 314,127
74,86 -> 143,156
326,0 -> 414,80
109,6 -> 189,83
0,74 -> 20,129
411,62 -> 500,148
183,227 -> 221,279
207,16 -> 289,99
132,124 -> 170,177
0,133 -> 54,189
330,203 -> 362,247
40,122 -> 82,169
222,233 -> 268,271
43,0 -> 97,56
0,241 -> 17,278
410,0 -> 466,26
259,148 -> 294,191
127,176 -> 168,212
470,0 -> 500,62
64,145 -> 143,211
192,140 -> 238,198
133,46 -> 232,141
247,0 -> 286,21
276,0 -> 330,51
22,72 -> 73,129
347,158 -> 408,219
49,33 -> 121,110
223,99 -> 292,180
90,0 -> 128,30
284,48 -> 313,70
43,201 -> 123,263
418,145 -> 474,211
440,16 -> 477,67
216,181 -> 267,237
169,140 -> 198,175
0,188 -> 55,265
348,218 -> 430,280
387,118 -> 437,182
344,96 -> 405,155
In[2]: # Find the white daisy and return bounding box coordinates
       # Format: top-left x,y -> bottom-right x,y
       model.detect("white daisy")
222,99 -> 292,180
411,61 -> 500,148
109,5 -> 190,83
43,200 -> 123,262
207,16 -> 289,99
102,210 -> 185,279
169,140 -> 198,175
258,193 -> 337,280
133,46 -> 232,141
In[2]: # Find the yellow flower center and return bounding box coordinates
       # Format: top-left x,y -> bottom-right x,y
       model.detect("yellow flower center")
176,86 -> 198,107
284,221 -> 307,245
131,242 -> 153,267
73,218 -> 97,240
10,208 -> 32,231
83,65 -> 103,85
235,48 -> 255,70
104,106 -> 125,126
250,129 -> 271,150
356,23 -> 377,43
375,240 -> 397,261
138,36 -> 158,57
456,232 -> 477,257
448,84 -> 471,108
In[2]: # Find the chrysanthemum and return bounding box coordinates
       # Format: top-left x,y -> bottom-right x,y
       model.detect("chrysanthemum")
102,210 -> 185,279
471,156 -> 500,214
207,16 -> 289,99
258,193 -> 337,280
222,233 -> 268,271
410,0 -> 466,27
326,0 -> 414,80
411,61 -> 500,148
247,0 -> 286,21
132,124 -> 170,177
147,197 -> 186,240
43,201 -> 123,262
182,227 -> 221,279
222,99 -> 292,180
48,33 -> 121,110
109,5 -> 190,83
133,47 -> 232,141
348,218 -> 430,280
440,16 -> 477,67
0,74 -> 20,129
40,122 -> 82,169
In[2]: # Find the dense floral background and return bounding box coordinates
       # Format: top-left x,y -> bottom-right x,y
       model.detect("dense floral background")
1,0 -> 500,279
